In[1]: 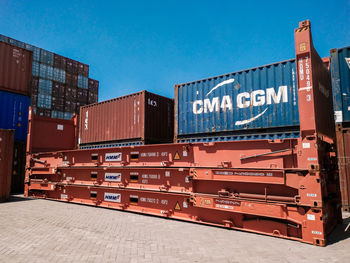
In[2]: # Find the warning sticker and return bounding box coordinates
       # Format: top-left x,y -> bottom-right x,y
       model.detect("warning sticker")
174,201 -> 181,210
174,151 -> 180,160
345,57 -> 350,70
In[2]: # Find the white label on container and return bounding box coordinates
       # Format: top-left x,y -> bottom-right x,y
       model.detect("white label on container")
307,193 -> 317,197
302,143 -> 310,149
183,151 -> 188,157
105,173 -> 121,182
105,153 -> 122,162
104,192 -> 121,203
57,124 -> 63,130
66,177 -> 73,181
307,157 -> 317,161
307,214 -> 316,221
183,202 -> 188,208
165,171 -> 170,177
345,57 -> 350,69
348,106 -> 350,111
335,111 -> 343,123
312,231 -> 322,235
61,194 -> 68,199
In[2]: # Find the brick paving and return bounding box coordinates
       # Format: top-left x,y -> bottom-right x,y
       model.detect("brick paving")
0,195 -> 349,263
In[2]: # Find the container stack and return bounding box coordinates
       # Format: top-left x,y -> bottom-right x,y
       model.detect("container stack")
0,41 -> 32,193
25,21 -> 343,246
331,46 -> 350,211
0,34 -> 99,119
0,35 -> 99,193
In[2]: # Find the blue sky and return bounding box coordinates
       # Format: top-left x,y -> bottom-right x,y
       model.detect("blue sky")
1,0 -> 349,101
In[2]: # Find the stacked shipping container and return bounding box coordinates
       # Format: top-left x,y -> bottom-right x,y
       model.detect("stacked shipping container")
0,35 -> 99,193
331,46 -> 350,211
0,34 -> 99,119
78,91 -> 174,148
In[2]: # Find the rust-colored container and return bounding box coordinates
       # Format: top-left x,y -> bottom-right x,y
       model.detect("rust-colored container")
31,77 -> 39,94
78,63 -> 89,77
79,90 -> 174,146
322,57 -> 330,70
26,107 -> 78,153
66,73 -> 78,86
336,123 -> 350,211
53,54 -> 67,69
11,141 -> 26,193
0,129 -> 14,202
0,42 -> 32,95
52,81 -> 65,98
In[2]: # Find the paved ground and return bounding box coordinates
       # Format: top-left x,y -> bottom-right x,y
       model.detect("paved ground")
0,196 -> 349,263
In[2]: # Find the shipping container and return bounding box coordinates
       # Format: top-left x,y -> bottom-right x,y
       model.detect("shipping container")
26,107 -> 77,153
79,90 -> 174,146
53,54 -> 67,69
0,41 -> 32,96
11,141 -> 26,193
0,129 -> 14,202
331,46 -> 350,123
88,78 -> 99,93
175,59 -> 299,142
335,123 -> 350,211
0,90 -> 30,141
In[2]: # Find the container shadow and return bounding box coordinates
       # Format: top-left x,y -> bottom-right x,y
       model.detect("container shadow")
327,213 -> 350,245
7,195 -> 36,203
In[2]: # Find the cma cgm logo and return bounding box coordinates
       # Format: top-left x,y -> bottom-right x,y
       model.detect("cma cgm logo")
105,173 -> 121,182
192,78 -> 288,125
104,192 -> 121,203
105,153 -> 122,162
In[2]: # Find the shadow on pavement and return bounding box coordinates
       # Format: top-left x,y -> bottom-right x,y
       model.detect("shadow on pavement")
327,213 -> 350,245
6,195 -> 36,203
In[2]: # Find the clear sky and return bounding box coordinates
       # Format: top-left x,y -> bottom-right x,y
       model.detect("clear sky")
1,0 -> 349,101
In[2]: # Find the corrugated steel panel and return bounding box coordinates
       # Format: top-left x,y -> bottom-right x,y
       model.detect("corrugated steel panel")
0,90 -> 30,141
0,41 -> 32,96
79,90 -> 174,145
0,129 -> 14,202
331,46 -> 350,123
175,59 -> 299,141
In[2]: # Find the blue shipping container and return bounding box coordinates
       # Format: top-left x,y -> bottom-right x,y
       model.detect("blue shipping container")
175,59 -> 299,142
331,46 -> 350,123
0,90 -> 30,141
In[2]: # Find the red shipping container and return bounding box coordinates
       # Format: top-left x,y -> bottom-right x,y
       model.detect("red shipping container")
0,42 -> 32,96
65,86 -> 77,98
51,97 -> 65,111
31,94 -> 38,106
52,81 -> 65,97
11,141 -> 26,194
78,63 -> 89,77
53,54 -> 67,69
0,129 -> 14,202
31,77 -> 39,94
64,99 -> 77,112
77,88 -> 88,103
66,73 -> 78,86
35,107 -> 51,117
88,78 -> 99,93
336,124 -> 350,211
26,107 -> 77,153
79,90 -> 174,145
88,91 -> 98,104
66,59 -> 78,74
